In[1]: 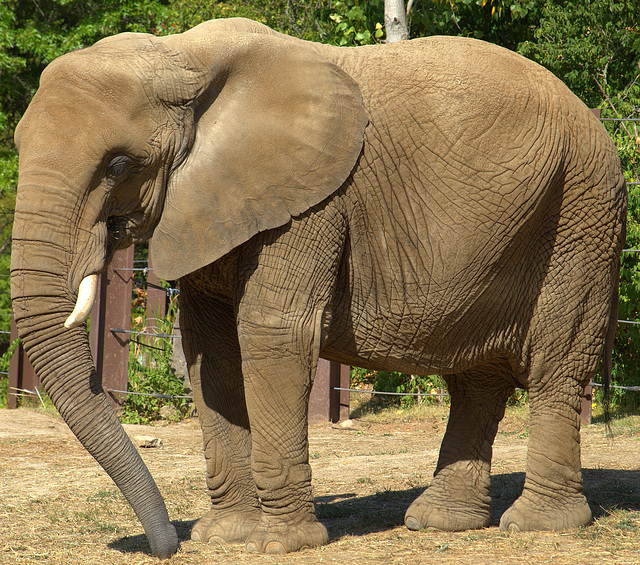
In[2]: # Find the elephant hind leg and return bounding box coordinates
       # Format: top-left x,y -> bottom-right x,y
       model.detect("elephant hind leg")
499,352 -> 592,532
405,367 -> 515,531
180,278 -> 261,544
499,253 -> 613,532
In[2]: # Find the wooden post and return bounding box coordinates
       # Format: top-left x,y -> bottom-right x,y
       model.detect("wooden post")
330,362 -> 351,423
89,246 -> 134,411
7,316 -> 40,408
308,359 -> 350,424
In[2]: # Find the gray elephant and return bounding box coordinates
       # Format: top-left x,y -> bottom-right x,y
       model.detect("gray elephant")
11,18 -> 626,558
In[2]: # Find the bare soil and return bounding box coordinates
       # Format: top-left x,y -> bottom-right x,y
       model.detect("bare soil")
1,403 -> 639,564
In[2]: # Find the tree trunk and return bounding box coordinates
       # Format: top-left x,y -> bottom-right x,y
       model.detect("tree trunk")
385,0 -> 409,43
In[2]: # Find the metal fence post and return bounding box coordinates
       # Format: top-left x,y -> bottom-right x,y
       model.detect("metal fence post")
89,246 -> 134,411
146,249 -> 167,331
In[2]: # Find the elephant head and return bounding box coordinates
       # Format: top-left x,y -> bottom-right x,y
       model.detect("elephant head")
11,19 -> 367,557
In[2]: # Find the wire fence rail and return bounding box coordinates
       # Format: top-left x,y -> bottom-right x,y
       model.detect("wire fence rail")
79,222 -> 640,409
10,380 -> 639,405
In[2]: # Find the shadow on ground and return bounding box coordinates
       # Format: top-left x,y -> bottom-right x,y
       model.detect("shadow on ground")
491,469 -> 640,524
108,520 -> 196,556
109,469 -> 640,555
583,468 -> 640,516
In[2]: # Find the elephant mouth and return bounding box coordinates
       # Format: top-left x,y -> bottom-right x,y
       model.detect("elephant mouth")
65,220 -> 126,329
65,211 -> 153,328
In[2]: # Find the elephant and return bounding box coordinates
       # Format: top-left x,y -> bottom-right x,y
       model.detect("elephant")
11,17 -> 626,559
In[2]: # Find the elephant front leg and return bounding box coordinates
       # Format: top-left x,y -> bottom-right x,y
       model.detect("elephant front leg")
405,371 -> 514,531
180,284 -> 261,544
499,355 -> 592,532
236,312 -> 329,554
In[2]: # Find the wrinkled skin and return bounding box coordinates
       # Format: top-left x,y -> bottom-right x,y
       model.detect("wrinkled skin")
11,18 -> 626,558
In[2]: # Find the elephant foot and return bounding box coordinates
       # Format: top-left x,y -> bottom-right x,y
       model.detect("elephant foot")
404,488 -> 490,532
245,514 -> 328,553
404,464 -> 491,532
191,506 -> 261,544
499,492 -> 592,532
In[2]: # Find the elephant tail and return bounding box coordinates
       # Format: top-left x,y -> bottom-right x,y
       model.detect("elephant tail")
602,283 -> 619,430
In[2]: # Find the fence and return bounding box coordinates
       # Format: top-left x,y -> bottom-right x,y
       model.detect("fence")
6,111 -> 640,425
1,240 -> 600,426
6,245 -> 351,424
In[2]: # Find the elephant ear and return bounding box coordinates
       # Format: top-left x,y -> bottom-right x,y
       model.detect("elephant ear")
150,32 -> 368,281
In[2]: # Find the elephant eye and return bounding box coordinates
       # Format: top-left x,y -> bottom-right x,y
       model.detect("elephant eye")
106,155 -> 134,183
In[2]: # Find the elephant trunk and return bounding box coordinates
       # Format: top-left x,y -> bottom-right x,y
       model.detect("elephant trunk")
11,237 -> 179,558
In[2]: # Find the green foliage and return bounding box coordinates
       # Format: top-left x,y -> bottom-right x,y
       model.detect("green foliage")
150,0 -> 277,37
0,253 -> 11,334
518,1 -> 640,113
373,371 -> 447,407
352,367 -> 529,408
0,150 -> 16,335
0,337 -> 19,373
350,366 -> 372,388
609,174 -> 640,413
506,388 -> 528,406
326,0 -> 384,46
0,338 -> 20,408
120,308 -> 190,424
414,0 -> 543,49
0,145 -> 18,188
155,0 -> 332,41
351,367 -> 447,407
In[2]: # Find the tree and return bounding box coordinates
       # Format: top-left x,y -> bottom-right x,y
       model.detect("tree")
385,0 -> 410,42
408,0 -> 542,49
518,1 -> 640,126
517,1 -> 640,410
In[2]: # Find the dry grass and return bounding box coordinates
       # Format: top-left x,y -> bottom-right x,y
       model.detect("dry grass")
1,402 -> 639,564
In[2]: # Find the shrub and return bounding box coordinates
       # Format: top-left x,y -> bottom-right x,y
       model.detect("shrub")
351,367 -> 448,407
351,367 -> 529,408
0,338 -> 20,408
120,304 -> 191,424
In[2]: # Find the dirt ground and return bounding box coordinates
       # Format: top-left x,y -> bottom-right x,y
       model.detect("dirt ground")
1,403 -> 639,565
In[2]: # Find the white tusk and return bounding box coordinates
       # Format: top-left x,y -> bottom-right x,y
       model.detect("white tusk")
64,274 -> 99,329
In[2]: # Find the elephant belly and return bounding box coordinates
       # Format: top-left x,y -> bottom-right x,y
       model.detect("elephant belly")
320,174 -> 554,376
320,251 -> 532,377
